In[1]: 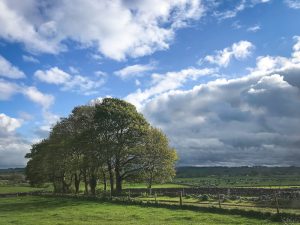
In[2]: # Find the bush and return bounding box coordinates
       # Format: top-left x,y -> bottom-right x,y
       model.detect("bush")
199,194 -> 209,201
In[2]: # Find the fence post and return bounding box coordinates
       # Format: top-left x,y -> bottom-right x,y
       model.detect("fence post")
155,192 -> 157,204
218,194 -> 221,208
179,191 -> 183,207
274,192 -> 280,214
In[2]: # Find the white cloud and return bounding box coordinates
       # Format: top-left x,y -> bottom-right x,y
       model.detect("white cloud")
135,79 -> 141,86
94,71 -> 107,77
203,40 -> 254,67
285,0 -> 300,9
213,0 -> 270,20
247,25 -> 261,32
0,113 -> 29,168
138,37 -> 300,166
114,63 -> 155,80
125,67 -> 217,108
0,79 -> 19,100
0,134 -> 31,168
214,1 -> 246,20
0,78 -> 55,109
0,0 -> 204,60
0,113 -> 22,133
34,67 -> 71,85
69,66 -> 79,74
22,86 -> 54,109
22,55 -> 39,63
0,55 -> 25,79
34,67 -> 105,95
0,0 -> 62,54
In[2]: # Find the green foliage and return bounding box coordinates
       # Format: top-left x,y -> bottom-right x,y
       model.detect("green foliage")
140,127 -> 178,188
25,98 -> 177,195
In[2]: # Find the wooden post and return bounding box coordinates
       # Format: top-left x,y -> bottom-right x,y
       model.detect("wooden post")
274,192 -> 280,214
179,191 -> 183,207
155,192 -> 157,204
218,194 -> 221,208
182,188 -> 185,197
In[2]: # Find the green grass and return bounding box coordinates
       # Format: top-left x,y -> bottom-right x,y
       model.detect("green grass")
137,195 -> 300,215
174,176 -> 300,188
0,196 -> 281,225
0,186 -> 48,194
122,182 -> 188,189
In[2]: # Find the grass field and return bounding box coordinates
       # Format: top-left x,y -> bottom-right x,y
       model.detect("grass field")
173,176 -> 300,188
0,196 -> 282,225
0,186 -> 48,194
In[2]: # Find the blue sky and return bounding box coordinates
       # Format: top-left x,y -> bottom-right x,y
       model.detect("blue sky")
1,0 -> 300,168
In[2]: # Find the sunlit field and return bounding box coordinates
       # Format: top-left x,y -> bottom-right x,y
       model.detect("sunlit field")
0,196 -> 281,225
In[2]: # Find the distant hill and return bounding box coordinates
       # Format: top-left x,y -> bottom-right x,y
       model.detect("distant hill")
176,166 -> 300,178
0,168 -> 25,174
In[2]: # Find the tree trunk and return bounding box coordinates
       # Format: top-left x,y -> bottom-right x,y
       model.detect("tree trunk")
83,170 -> 89,194
89,173 -> 97,195
74,173 -> 80,194
107,159 -> 114,194
147,173 -> 153,189
103,172 -> 107,191
115,159 -> 122,194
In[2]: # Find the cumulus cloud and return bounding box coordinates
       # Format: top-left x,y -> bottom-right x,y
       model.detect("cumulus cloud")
0,55 -> 25,79
22,86 -> 54,110
0,134 -> 31,168
125,67 -> 217,108
114,63 -> 155,80
34,67 -> 71,85
138,37 -> 300,166
34,67 -> 106,95
0,113 -> 29,168
0,0 -> 204,60
0,79 -> 54,109
0,0 -> 62,54
203,40 -> 254,67
0,113 -> 22,133
285,0 -> 300,9
0,79 -> 19,100
22,55 -> 39,63
213,0 -> 270,20
247,25 -> 261,32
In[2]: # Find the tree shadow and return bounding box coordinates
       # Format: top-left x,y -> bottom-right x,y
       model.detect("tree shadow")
0,196 -> 85,213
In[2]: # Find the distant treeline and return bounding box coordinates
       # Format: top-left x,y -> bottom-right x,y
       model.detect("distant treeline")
0,168 -> 25,174
3,166 -> 299,178
176,166 -> 300,177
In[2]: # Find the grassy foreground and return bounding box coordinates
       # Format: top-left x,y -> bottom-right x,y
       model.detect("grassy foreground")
0,196 -> 281,225
0,186 -> 48,194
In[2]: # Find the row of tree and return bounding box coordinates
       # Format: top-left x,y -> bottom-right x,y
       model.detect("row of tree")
25,98 -> 177,195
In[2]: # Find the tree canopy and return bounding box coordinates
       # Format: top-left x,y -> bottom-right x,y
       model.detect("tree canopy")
25,98 -> 177,194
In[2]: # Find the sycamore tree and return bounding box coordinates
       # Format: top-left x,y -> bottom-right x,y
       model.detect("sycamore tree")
94,98 -> 150,194
25,98 -> 178,195
142,127 -> 177,189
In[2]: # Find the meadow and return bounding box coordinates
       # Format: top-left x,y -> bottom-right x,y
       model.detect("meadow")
1,167 -> 299,224
0,196 -> 282,225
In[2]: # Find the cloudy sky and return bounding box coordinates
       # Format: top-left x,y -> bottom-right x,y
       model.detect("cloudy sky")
1,0 -> 300,168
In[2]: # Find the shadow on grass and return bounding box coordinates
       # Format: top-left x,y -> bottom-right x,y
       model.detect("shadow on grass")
0,196 -> 89,214
34,194 -> 300,223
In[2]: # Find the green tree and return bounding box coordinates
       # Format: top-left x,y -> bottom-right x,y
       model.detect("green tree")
142,127 -> 177,189
94,98 -> 149,194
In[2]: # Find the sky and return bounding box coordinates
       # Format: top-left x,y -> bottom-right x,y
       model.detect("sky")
0,0 -> 300,168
